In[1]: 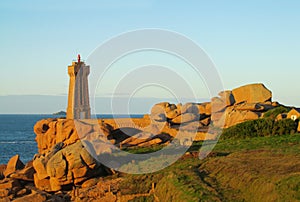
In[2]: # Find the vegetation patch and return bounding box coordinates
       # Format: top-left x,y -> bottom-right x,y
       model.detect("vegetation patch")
220,118 -> 296,140
199,149 -> 300,201
263,106 -> 291,119
118,134 -> 300,201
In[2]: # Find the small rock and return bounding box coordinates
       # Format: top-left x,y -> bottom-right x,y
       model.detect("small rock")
16,188 -> 30,197
272,101 -> 279,107
137,138 -> 162,147
120,132 -> 154,147
166,109 -> 180,119
81,178 -> 98,188
0,165 -> 6,180
0,189 -> 10,198
172,113 -> 199,124
0,179 -> 21,190
200,117 -> 211,126
3,155 -> 25,178
10,166 -> 35,181
33,173 -> 51,192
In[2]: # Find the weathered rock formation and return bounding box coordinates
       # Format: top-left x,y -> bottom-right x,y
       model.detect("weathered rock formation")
232,83 -> 272,104
211,83 -> 277,128
3,155 -> 24,178
148,83 -> 280,129
34,119 -> 113,154
33,141 -> 106,192
31,118 -> 121,193
0,157 -> 37,201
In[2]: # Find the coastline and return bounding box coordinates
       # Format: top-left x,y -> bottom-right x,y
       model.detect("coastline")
1,83 -> 300,201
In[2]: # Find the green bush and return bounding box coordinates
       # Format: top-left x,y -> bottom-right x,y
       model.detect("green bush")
273,119 -> 297,135
263,106 -> 291,119
220,118 -> 296,140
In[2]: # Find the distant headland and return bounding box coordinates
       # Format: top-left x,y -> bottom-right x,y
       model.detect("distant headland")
52,111 -> 66,116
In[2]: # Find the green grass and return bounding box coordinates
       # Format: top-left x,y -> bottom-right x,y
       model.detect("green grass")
119,133 -> 300,201
120,156 -> 221,201
276,175 -> 300,200
215,133 -> 300,154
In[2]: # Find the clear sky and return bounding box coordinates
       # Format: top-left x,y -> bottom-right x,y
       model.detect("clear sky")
1,0 -> 300,113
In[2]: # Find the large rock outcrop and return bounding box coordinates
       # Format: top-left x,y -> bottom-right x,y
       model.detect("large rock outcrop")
213,107 -> 260,128
209,83 -> 277,128
31,118 -> 117,193
232,83 -> 272,104
33,141 -> 107,192
34,119 -> 112,154
148,83 -> 277,129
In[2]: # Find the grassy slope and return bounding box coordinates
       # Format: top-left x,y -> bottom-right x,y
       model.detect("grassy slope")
120,134 -> 300,201
204,134 -> 300,201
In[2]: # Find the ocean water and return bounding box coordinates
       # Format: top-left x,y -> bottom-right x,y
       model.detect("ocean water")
0,114 -> 143,165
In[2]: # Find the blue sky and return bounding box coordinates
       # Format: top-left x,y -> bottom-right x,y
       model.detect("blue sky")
0,0 -> 300,113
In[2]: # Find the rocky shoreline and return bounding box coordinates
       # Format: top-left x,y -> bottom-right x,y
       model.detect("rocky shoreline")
1,83 -> 299,201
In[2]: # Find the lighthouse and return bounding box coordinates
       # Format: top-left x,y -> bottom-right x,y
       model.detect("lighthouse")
66,54 -> 91,119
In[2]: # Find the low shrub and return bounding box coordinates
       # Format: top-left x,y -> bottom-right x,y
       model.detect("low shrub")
220,118 -> 296,140
273,118 -> 297,135
263,106 -> 291,119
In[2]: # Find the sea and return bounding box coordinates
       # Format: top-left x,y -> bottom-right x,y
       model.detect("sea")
0,114 -> 143,165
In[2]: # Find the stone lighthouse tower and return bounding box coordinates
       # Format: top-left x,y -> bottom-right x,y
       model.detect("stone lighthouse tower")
66,55 -> 91,119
